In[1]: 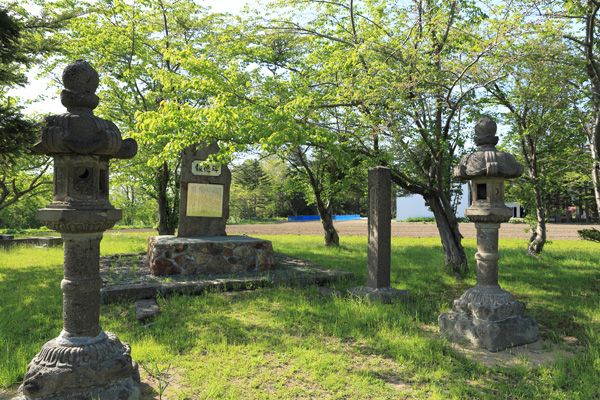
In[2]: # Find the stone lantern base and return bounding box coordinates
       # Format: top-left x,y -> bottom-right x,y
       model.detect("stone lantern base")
16,332 -> 140,400
438,285 -> 538,352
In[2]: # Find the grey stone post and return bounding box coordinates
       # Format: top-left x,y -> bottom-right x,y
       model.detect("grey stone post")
367,166 -> 391,288
474,223 -> 500,287
349,167 -> 409,303
61,232 -> 103,338
16,60 -> 141,399
438,116 -> 538,352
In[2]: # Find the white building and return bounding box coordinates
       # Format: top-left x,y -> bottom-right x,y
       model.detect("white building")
396,183 -> 524,221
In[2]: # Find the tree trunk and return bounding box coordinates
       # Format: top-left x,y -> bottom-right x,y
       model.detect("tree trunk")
293,147 -> 340,246
592,161 -> 600,221
424,192 -> 468,276
520,133 -> 547,256
576,187 -> 582,222
316,198 -> 339,246
156,162 -> 175,235
585,187 -> 591,223
527,186 -> 546,256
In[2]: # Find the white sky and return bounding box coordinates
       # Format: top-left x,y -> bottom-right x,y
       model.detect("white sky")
9,0 -> 258,116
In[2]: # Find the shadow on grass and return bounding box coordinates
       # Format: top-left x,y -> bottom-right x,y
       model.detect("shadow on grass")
0,263 -> 63,387
4,236 -> 600,397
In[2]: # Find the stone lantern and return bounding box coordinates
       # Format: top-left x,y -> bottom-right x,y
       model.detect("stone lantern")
438,116 -> 538,352
17,61 -> 141,399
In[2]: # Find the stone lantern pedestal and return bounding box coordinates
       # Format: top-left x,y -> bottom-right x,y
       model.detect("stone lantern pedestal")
438,116 -> 538,352
16,60 -> 140,399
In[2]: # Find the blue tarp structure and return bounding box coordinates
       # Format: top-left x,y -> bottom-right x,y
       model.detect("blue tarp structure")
287,215 -> 361,222
333,215 -> 361,221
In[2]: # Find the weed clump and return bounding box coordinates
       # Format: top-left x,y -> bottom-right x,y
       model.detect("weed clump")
578,228 -> 600,243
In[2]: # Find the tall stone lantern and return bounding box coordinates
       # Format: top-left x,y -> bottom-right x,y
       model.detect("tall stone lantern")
17,61 -> 141,399
438,116 -> 538,352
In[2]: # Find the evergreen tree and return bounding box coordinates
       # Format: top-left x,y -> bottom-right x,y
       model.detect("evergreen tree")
0,5 -> 70,220
0,8 -> 38,163
231,159 -> 274,220
233,159 -> 272,191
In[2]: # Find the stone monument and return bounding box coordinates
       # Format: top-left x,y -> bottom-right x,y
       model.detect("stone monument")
147,144 -> 275,276
438,115 -> 538,352
349,167 -> 409,303
18,60 -> 141,399
178,142 -> 230,237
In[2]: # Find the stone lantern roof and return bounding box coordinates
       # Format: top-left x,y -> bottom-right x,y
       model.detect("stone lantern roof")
453,116 -> 523,180
31,60 -> 137,159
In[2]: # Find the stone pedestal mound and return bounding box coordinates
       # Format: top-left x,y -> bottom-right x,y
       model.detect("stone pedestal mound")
438,115 -> 538,352
18,60 -> 140,399
148,235 -> 275,275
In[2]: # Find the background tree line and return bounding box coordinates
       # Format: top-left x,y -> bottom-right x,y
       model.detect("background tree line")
3,0 -> 600,275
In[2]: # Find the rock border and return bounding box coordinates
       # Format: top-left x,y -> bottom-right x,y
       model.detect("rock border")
100,252 -> 354,304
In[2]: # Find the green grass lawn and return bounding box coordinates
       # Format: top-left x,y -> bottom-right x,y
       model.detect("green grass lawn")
1,233 -> 600,399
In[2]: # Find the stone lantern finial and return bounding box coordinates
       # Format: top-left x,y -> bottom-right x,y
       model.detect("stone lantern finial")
60,59 -> 100,111
474,115 -> 499,148
31,60 -> 137,159
453,115 -> 523,183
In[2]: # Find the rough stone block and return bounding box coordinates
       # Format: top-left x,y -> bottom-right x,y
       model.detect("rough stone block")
37,237 -> 63,247
151,257 -> 180,275
100,283 -> 162,303
135,299 -> 160,321
348,286 -> 410,303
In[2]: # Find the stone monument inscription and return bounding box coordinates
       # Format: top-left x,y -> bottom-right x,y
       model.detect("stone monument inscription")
186,183 -> 224,218
348,167 -> 409,303
192,161 -> 221,176
178,142 -> 231,237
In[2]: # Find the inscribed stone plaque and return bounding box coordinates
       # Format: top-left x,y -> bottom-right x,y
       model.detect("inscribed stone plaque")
186,183 -> 223,217
191,161 -> 221,177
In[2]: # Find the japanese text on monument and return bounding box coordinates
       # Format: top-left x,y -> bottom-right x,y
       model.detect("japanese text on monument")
186,183 -> 223,217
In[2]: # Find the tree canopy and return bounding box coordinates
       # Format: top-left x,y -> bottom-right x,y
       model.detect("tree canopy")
8,0 -> 600,264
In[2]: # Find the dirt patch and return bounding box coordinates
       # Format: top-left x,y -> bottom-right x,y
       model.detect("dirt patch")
224,220 -> 598,240
109,220 -> 598,240
139,363 -> 185,400
0,384 -> 19,400
419,324 -> 579,368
